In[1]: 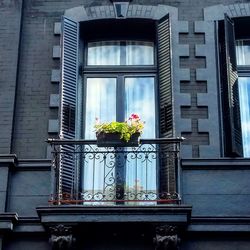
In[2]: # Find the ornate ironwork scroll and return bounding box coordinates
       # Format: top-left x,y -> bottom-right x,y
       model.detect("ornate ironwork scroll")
48,138 -> 183,205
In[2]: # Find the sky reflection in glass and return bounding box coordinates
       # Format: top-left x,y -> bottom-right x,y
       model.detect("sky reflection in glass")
83,78 -> 116,200
125,77 -> 156,199
238,77 -> 250,157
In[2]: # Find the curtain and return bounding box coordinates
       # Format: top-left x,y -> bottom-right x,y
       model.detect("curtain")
126,41 -> 154,65
87,41 -> 154,66
87,41 -> 120,65
236,40 -> 250,65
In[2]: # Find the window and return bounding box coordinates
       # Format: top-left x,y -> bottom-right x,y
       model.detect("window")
59,16 -> 173,199
218,16 -> 242,157
84,40 -> 156,139
87,41 -> 154,66
82,41 -> 156,202
236,40 -> 250,157
219,16 -> 250,157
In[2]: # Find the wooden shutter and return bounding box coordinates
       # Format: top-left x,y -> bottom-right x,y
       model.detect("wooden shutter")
157,14 -> 173,138
59,17 -> 79,198
219,15 -> 243,156
157,15 -> 176,195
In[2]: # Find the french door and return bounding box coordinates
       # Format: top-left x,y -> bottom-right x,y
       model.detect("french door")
81,76 -> 157,203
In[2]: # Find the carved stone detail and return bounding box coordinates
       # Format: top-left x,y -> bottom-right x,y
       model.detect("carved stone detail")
154,225 -> 180,250
49,224 -> 75,250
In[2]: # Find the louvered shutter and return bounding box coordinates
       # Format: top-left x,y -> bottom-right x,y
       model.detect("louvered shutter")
219,15 -> 243,156
158,14 -> 173,138
59,17 -> 79,198
157,15 -> 175,196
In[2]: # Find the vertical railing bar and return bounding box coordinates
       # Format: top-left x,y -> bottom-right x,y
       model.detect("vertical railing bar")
135,150 -> 138,201
103,151 -> 106,201
145,151 -> 148,197
92,151 -> 96,201
167,150 -> 170,194
71,148 -> 74,200
58,145 -> 62,205
176,141 -> 181,202
51,144 -> 57,204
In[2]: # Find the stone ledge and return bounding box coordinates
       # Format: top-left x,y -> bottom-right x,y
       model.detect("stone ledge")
0,213 -> 18,232
37,205 -> 192,225
0,154 -> 17,168
189,216 -> 250,232
182,158 -> 250,169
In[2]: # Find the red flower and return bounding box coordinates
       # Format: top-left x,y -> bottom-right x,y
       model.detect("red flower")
130,113 -> 140,120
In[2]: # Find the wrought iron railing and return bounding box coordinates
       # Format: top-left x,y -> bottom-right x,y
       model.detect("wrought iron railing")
48,138 -> 184,205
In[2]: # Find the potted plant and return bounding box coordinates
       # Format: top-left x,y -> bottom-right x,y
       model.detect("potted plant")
94,114 -> 145,147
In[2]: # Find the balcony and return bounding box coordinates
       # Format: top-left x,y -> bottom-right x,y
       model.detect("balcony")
48,137 -> 184,206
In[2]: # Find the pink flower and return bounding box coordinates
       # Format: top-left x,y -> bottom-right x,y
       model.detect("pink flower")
130,113 -> 140,120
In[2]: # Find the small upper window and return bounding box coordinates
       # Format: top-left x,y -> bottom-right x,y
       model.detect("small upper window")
87,40 -> 154,66
236,39 -> 250,65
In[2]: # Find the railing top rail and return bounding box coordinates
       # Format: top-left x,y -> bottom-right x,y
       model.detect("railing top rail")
47,137 -> 185,145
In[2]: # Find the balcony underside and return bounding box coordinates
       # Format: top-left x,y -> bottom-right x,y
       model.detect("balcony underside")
37,205 -> 192,225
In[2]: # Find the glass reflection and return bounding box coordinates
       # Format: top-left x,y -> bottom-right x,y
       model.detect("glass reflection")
236,40 -> 250,65
87,41 -> 120,66
87,41 -> 154,66
126,41 -> 154,65
238,77 -> 250,157
83,78 -> 116,204
125,77 -> 156,202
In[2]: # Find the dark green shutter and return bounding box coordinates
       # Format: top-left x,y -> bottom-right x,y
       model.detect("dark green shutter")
219,15 -> 243,156
59,17 -> 79,197
157,15 -> 175,195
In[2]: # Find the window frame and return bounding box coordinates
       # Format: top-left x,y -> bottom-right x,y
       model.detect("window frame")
218,15 -> 243,157
59,14 -> 173,199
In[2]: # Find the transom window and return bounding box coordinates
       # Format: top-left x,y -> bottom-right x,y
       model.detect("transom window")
236,39 -> 250,65
87,40 -> 154,66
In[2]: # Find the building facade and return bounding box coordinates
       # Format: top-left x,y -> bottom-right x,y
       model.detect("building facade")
0,0 -> 250,249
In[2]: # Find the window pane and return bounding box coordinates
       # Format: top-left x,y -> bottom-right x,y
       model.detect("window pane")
238,77 -> 250,157
236,40 -> 250,65
126,41 -> 154,65
87,41 -> 154,66
83,78 -> 116,204
87,41 -> 120,65
124,77 -> 156,203
124,77 -> 155,137
85,78 -> 116,139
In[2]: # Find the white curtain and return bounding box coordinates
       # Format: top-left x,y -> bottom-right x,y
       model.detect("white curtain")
238,77 -> 250,157
87,41 -> 154,66
87,41 -> 120,65
126,41 -> 154,65
236,40 -> 250,65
